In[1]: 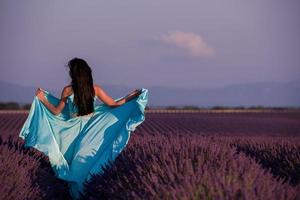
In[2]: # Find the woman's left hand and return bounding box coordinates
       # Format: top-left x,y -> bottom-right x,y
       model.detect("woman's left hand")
36,88 -> 45,101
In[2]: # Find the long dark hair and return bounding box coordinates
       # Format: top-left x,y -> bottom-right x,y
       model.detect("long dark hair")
67,57 -> 95,116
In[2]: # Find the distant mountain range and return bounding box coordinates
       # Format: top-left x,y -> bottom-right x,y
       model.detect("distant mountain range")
0,80 -> 299,108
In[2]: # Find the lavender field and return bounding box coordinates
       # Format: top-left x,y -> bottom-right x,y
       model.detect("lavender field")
1,110 -> 300,200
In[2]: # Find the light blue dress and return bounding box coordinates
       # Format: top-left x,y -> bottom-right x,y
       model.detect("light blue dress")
19,88 -> 149,199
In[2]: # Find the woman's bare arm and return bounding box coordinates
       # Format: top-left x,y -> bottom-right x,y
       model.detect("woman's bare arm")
94,85 -> 141,108
36,86 -> 71,115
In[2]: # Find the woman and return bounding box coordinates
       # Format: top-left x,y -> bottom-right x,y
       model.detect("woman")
35,57 -> 142,116
19,57 -> 149,199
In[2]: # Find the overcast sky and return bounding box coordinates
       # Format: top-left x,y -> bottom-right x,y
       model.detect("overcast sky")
0,0 -> 299,90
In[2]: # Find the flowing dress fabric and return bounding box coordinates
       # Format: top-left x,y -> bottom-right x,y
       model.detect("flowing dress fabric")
19,88 -> 149,199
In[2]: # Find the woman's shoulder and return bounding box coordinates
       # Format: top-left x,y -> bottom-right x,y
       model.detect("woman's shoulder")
93,84 -> 104,93
93,84 -> 101,89
62,85 -> 73,97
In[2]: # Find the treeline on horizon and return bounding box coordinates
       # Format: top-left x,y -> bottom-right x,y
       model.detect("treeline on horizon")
0,101 -> 299,110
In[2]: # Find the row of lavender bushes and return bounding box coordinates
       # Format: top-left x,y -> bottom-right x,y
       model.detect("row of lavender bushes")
1,132 -> 300,200
0,135 -> 71,200
231,137 -> 300,186
80,133 -> 300,200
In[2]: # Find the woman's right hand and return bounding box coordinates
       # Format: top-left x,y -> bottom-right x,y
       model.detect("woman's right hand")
113,88 -> 142,107
124,88 -> 142,103
132,88 -> 142,97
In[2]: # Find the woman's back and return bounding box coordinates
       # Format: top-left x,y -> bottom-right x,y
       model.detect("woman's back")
68,91 -> 98,118
66,85 -> 99,118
